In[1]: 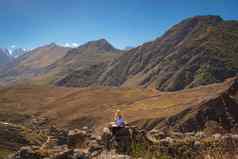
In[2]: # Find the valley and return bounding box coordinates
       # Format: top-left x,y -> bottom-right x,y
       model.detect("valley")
0,76 -> 237,132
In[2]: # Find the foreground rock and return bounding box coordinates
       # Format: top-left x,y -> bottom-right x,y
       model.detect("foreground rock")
8,127 -> 103,159
7,123 -> 238,159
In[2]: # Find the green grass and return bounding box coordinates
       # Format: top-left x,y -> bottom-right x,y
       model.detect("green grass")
131,142 -> 173,159
131,143 -> 147,158
156,155 -> 172,159
21,126 -> 47,146
194,64 -> 218,84
0,148 -> 14,159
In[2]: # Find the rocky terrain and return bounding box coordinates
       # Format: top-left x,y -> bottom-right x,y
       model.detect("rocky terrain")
57,16 -> 238,91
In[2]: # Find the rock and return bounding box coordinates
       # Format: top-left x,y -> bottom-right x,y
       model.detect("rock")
103,127 -> 111,134
160,137 -> 174,145
71,149 -> 88,159
150,129 -> 166,139
193,141 -> 202,149
158,131 -> 166,138
13,146 -> 42,159
149,129 -> 159,134
82,126 -> 88,131
112,127 -> 132,154
195,131 -> 206,138
231,134 -> 238,139
170,131 -> 184,138
111,154 -> 131,159
41,136 -> 58,149
102,128 -> 113,150
212,133 -> 222,140
53,148 -> 73,159
185,132 -> 195,136
145,132 -> 160,143
68,129 -> 88,148
89,135 -> 97,140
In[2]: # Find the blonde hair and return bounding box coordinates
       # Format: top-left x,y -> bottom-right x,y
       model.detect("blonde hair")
114,109 -> 122,120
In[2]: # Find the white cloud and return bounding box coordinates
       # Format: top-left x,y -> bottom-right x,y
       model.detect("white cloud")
71,43 -> 79,47
11,45 -> 16,49
64,43 -> 70,47
63,42 -> 79,48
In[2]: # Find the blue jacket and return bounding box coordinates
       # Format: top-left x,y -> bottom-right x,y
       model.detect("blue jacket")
115,117 -> 125,127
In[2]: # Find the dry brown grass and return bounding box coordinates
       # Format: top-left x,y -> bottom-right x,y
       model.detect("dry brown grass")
0,78 -> 234,133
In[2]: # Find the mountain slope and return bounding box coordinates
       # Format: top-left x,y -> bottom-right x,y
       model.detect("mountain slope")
16,43 -> 70,69
50,39 -> 121,72
40,39 -> 122,85
58,16 -> 238,91
53,39 -> 122,86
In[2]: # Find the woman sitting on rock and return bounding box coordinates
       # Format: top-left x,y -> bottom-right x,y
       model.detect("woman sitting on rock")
114,109 -> 126,127
109,109 -> 126,136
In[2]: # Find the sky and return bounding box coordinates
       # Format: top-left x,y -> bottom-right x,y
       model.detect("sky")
0,0 -> 238,49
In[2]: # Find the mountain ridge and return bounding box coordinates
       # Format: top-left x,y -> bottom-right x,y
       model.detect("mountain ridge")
57,15 -> 238,91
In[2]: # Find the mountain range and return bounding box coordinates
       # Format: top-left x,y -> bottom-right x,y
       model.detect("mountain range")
0,39 -> 123,85
0,15 -> 237,91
